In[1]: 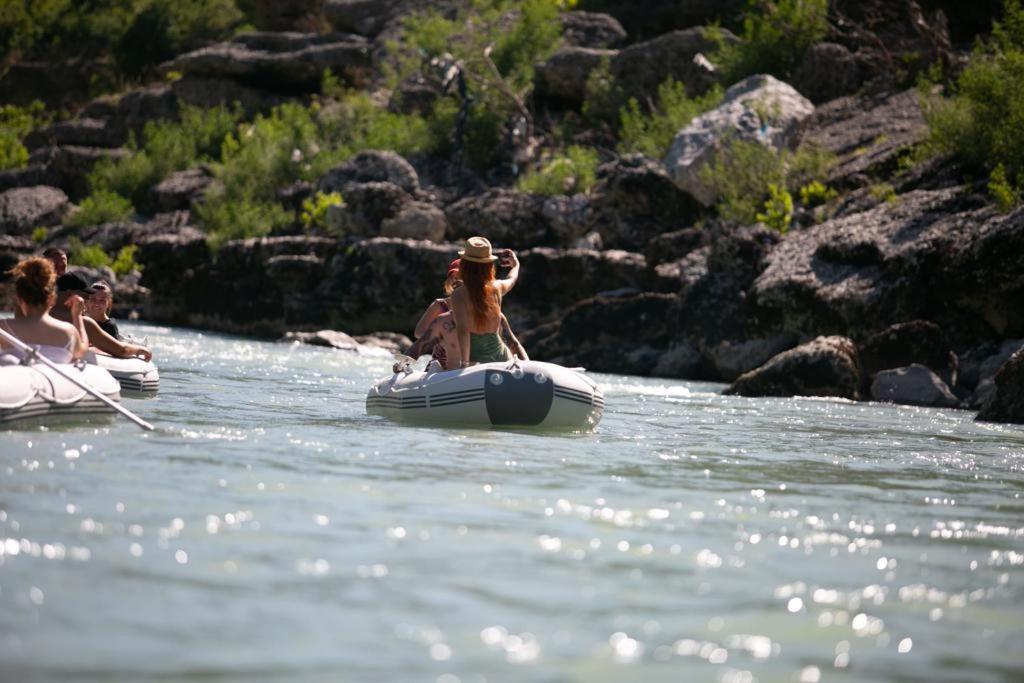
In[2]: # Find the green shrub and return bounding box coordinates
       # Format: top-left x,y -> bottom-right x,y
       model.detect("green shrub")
756,183 -> 794,232
193,196 -> 290,248
799,179 -> 837,207
64,190 -> 133,227
988,163 -> 1020,211
700,137 -> 832,224
68,237 -> 112,269
517,145 -> 599,195
112,244 -> 143,275
0,101 -> 50,170
924,0 -> 1024,201
581,55 -> 620,125
88,103 -> 242,207
714,0 -> 829,82
618,78 -> 723,158
31,227 -> 48,243
301,191 -> 345,232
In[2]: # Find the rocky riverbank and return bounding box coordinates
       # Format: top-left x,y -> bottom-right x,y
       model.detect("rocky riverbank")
1,0 -> 1022,424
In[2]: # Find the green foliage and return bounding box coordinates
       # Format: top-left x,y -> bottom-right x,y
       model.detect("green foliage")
111,244 -> 143,275
517,146 -> 599,195
68,237 -> 112,269
618,78 -> 723,158
64,190 -> 133,227
924,0 -> 1024,203
988,163 -> 1020,211
301,191 -> 345,232
88,103 -> 242,207
31,227 -> 49,243
756,183 -> 794,232
798,180 -> 837,207
714,0 -> 829,82
869,182 -> 898,204
193,197 -> 290,248
700,137 -> 832,224
580,55 -> 620,125
0,101 -> 50,170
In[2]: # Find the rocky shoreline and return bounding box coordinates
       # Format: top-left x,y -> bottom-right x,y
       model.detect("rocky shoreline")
1,0 -> 1022,425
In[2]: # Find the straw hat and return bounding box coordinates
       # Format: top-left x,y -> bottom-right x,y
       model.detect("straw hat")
459,236 -> 498,263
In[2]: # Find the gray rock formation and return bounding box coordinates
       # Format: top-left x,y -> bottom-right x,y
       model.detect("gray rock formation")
324,0 -> 403,37
535,47 -> 617,106
325,182 -> 412,237
871,364 -> 958,408
725,336 -> 862,399
380,201 -> 447,242
665,75 -> 815,206
560,11 -> 627,48
445,189 -> 550,249
791,43 -> 862,105
319,150 -> 420,194
977,349 -> 1024,424
0,186 -> 70,235
151,168 -> 215,213
610,28 -> 734,105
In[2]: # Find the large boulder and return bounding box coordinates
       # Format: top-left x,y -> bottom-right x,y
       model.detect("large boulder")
0,186 -> 70,235
791,43 -> 863,105
380,201 -> 447,242
967,339 -> 1024,408
159,32 -> 373,92
319,150 -> 420,194
709,334 -> 799,382
859,320 -> 956,387
535,47 -> 617,106
560,11 -> 627,48
529,293 -> 676,374
587,155 -> 701,250
24,118 -> 124,151
151,168 -> 215,213
645,227 -> 708,266
610,28 -> 732,105
871,364 -> 958,408
324,181 -> 412,237
445,189 -> 550,249
725,336 -> 862,399
81,84 -> 179,135
977,349 -> 1024,424
750,188 -> 1024,347
26,146 -> 130,201
171,75 -> 286,113
665,74 -> 815,206
324,0 -> 403,37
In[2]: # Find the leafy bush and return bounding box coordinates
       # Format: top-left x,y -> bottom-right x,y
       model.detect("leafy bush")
618,78 -> 723,158
68,237 -> 112,269
700,137 -> 832,225
0,101 -> 51,170
988,164 -> 1019,211
924,0 -> 1024,202
301,191 -> 345,232
714,0 -> 829,82
64,190 -> 133,227
756,183 -> 794,232
799,180 -> 837,207
31,227 -> 48,243
517,146 -> 599,195
193,197 -> 290,248
88,103 -> 242,207
111,244 -> 143,275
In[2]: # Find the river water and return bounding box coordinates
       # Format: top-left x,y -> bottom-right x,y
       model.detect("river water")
1,323 -> 1022,682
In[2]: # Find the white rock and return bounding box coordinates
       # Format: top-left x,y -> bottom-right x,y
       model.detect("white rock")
871,364 -> 958,408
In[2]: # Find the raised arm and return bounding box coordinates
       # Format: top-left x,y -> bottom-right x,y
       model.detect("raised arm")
65,295 -> 90,360
493,249 -> 519,297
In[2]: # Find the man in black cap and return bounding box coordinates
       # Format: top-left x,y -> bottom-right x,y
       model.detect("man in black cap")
52,273 -> 153,361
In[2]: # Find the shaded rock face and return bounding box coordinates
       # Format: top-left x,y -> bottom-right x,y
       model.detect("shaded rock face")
535,47 -> 616,106
859,320 -> 956,387
324,0 -> 403,37
588,155 -> 701,250
645,227 -> 708,266
160,31 -> 372,94
445,190 -> 550,249
81,84 -> 179,137
964,339 -> 1024,408
319,150 -> 420,194
25,146 -> 129,201
665,74 -> 815,206
792,43 -> 862,105
24,119 -> 123,151
709,334 -> 799,382
0,186 -> 70,235
151,168 -> 214,213
325,182 -> 412,237
244,0 -> 323,31
610,28 -> 733,105
725,336 -> 862,399
529,293 -> 675,375
0,235 -> 35,285
171,75 -> 286,113
871,364 -> 958,408
380,201 -> 447,242
977,349 -> 1024,424
578,0 -> 743,42
560,11 -> 627,48
800,89 -> 927,192
750,189 -> 1024,347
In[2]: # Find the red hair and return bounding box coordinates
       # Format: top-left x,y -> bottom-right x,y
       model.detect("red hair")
459,259 -> 498,327
10,257 -> 55,307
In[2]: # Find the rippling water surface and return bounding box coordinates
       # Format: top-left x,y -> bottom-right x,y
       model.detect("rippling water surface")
2,323 -> 1023,682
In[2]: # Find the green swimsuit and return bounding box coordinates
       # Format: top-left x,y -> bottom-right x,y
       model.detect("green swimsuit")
469,332 -> 511,363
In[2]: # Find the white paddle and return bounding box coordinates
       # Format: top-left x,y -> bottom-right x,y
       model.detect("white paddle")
0,327 -> 155,431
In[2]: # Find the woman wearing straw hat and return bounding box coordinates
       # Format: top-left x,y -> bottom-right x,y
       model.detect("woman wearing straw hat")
451,236 -> 520,367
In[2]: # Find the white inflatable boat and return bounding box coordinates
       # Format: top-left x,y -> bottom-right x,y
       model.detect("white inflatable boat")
0,362 -> 121,426
87,351 -> 160,394
366,360 -> 604,429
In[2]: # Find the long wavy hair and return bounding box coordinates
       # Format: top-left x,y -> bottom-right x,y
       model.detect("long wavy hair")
10,257 -> 55,308
459,259 -> 498,327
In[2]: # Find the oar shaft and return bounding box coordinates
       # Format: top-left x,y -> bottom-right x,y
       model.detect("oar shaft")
0,327 -> 154,431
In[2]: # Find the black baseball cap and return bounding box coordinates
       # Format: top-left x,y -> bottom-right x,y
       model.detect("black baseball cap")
56,273 -> 90,292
